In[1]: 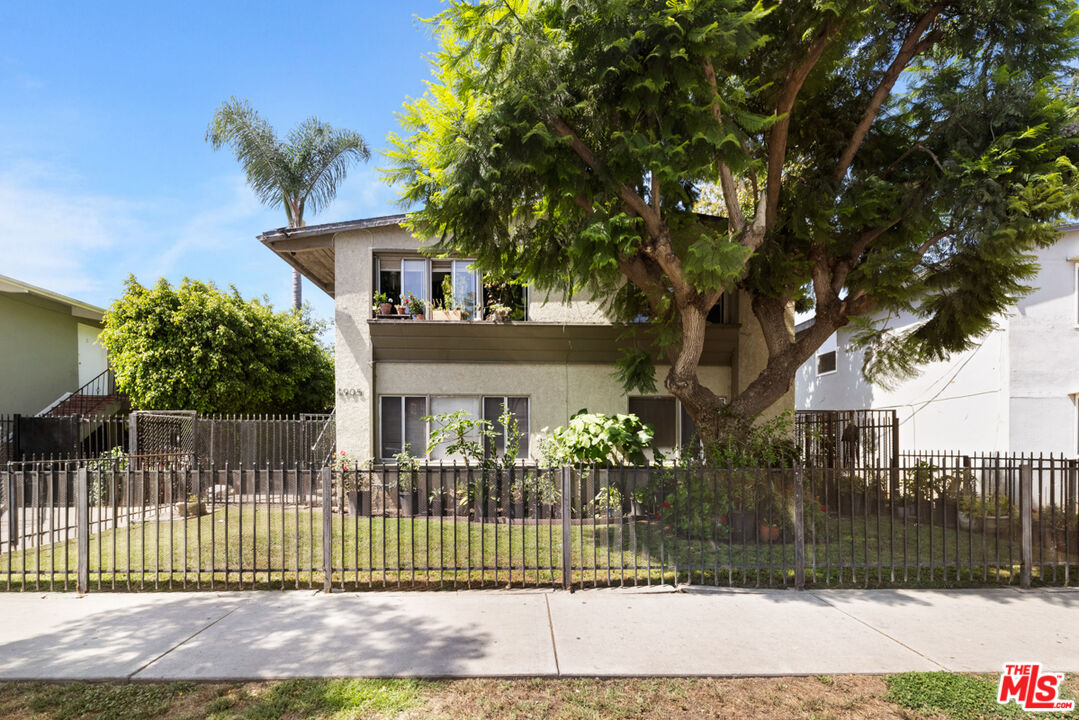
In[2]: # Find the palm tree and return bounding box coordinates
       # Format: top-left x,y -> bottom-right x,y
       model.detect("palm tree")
207,97 -> 370,309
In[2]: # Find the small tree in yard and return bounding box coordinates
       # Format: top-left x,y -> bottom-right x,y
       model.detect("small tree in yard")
100,276 -> 334,414
388,0 -> 1079,448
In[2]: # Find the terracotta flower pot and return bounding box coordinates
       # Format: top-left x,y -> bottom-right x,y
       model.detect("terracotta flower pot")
759,523 -> 781,543
379,302 -> 393,315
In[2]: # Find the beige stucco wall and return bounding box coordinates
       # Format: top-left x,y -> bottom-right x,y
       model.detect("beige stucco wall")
0,293 -> 94,414
363,362 -> 731,460
334,223 -> 792,458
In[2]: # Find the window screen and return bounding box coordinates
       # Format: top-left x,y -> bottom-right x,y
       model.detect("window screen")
380,396 -> 427,459
629,397 -> 677,452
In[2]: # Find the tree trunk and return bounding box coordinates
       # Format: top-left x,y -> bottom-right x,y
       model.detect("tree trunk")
292,269 -> 302,311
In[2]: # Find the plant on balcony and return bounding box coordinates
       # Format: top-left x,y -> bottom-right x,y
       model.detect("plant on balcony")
372,291 -> 393,316
404,293 -> 426,319
485,301 -> 512,323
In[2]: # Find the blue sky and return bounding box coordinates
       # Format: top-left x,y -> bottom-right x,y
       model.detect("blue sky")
0,1 -> 444,328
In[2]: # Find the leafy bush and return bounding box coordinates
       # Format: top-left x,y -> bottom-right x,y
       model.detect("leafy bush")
101,276 -> 333,414
546,411 -> 653,465
706,410 -> 801,468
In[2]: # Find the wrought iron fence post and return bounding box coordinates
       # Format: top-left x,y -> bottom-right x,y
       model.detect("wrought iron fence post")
321,467 -> 332,593
793,466 -> 805,590
76,467 -> 89,594
561,466 -> 571,591
1020,463 -> 1033,589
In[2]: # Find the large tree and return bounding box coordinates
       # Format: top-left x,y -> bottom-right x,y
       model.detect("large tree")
100,276 -> 334,414
388,0 -> 1079,445
207,97 -> 370,309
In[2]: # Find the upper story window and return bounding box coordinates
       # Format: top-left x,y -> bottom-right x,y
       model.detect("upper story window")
375,255 -> 527,321
816,332 -> 838,376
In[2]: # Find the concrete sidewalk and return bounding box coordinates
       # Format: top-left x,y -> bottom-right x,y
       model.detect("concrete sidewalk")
0,587 -> 1075,680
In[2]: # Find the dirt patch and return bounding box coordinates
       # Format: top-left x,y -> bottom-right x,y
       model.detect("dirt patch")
409,676 -> 950,720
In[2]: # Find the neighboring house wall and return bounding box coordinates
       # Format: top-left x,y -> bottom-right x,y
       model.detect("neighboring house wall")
795,228 -> 1079,454
332,223 -> 787,460
0,289 -> 105,415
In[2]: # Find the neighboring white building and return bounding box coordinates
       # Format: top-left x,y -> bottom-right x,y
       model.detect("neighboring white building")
796,225 -> 1079,455
260,215 -> 792,462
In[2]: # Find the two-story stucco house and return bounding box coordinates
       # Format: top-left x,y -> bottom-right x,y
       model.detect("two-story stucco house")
260,214 -> 791,461
796,225 -> 1079,455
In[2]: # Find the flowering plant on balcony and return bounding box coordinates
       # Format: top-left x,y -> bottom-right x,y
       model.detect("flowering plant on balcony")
404,293 -> 426,317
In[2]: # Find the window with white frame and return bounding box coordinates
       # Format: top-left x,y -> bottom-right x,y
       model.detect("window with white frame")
375,255 -> 528,320
628,396 -> 707,456
816,332 -> 838,376
483,396 -> 530,458
379,396 -> 428,459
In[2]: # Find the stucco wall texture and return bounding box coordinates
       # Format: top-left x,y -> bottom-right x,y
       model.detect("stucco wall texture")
334,225 -> 792,460
0,294 -> 94,414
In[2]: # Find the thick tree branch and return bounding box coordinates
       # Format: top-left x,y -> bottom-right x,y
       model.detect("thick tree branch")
833,4 -> 946,180
702,57 -> 746,236
763,19 -> 842,230
549,115 -> 662,239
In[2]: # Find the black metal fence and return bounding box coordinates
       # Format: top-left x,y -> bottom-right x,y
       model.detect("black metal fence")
1,412 -> 335,469
1,452 -> 1075,592
795,409 -> 899,468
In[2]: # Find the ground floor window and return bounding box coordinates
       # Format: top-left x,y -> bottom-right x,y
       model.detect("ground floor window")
381,394 -> 530,461
628,396 -> 707,457
483,396 -> 529,458
379,396 -> 427,459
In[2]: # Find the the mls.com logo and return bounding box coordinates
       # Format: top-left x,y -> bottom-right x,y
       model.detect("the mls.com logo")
998,663 -> 1075,712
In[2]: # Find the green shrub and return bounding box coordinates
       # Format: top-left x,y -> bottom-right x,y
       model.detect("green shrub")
101,276 -> 333,414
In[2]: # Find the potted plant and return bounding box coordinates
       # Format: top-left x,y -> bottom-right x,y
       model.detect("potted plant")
486,301 -> 512,323
727,484 -> 757,542
959,493 -> 1013,533
405,292 -> 426,320
336,451 -> 370,516
394,444 -> 419,516
591,485 -> 623,519
372,291 -> 393,316
759,522 -> 781,543
439,276 -> 463,321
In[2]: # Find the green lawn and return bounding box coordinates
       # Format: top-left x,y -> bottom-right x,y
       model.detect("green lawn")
0,505 -> 1073,590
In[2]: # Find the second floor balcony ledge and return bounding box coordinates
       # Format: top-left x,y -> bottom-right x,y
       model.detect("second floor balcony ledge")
367,318 -> 740,365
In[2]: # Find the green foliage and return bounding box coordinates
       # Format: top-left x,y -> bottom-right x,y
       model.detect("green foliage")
100,276 -> 334,414
393,443 -> 419,492
206,97 -> 369,225
612,349 -> 658,395
424,410 -> 495,464
21,681 -> 193,720
387,0 -> 1079,432
886,672 -> 1036,719
706,411 -> 801,468
547,412 -> 654,465
86,447 -> 129,505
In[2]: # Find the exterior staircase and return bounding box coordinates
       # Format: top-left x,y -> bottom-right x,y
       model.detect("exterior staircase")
38,368 -> 128,419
